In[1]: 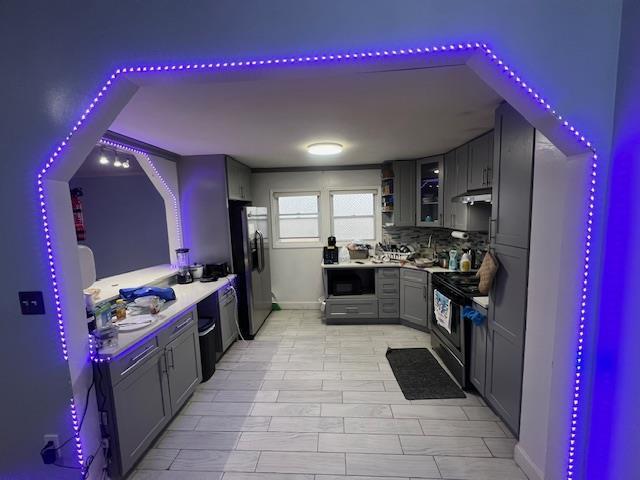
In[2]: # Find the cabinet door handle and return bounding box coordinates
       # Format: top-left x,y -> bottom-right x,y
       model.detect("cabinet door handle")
173,316 -> 193,334
121,345 -> 157,376
482,168 -> 486,186
167,347 -> 175,369
423,286 -> 427,299
489,218 -> 497,241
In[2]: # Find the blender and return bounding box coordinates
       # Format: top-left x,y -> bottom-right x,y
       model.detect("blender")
176,248 -> 193,284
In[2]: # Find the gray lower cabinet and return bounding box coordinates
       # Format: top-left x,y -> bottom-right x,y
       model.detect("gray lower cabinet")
325,295 -> 378,322
400,269 -> 430,328
469,304 -> 488,396
97,309 -> 202,478
111,348 -> 171,475
485,243 -> 529,435
491,103 -> 535,248
166,325 -> 202,413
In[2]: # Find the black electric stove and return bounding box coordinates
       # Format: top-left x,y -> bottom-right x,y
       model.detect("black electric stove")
429,271 -> 482,389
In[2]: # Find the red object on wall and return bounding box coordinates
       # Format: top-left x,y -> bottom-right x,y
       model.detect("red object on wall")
70,188 -> 85,241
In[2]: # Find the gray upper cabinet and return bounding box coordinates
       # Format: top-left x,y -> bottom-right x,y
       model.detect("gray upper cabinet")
468,132 -> 494,190
392,160 -> 416,227
485,243 -> 529,435
444,146 -> 468,229
442,146 -> 489,232
416,156 -> 444,227
227,157 -> 252,201
442,151 -> 456,229
491,103 -> 535,249
452,145 -> 469,230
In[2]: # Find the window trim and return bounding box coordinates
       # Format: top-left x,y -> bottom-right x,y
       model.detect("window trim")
329,187 -> 380,246
271,190 -> 323,248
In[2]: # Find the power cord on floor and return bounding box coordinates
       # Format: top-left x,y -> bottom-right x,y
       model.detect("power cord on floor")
225,276 -> 247,345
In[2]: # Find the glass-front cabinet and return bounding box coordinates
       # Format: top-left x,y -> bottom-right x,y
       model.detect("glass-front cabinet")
416,155 -> 444,227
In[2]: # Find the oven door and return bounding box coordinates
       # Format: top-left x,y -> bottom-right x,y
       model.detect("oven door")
431,280 -> 465,355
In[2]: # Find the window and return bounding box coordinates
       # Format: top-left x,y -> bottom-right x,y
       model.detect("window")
273,192 -> 320,245
331,191 -> 376,242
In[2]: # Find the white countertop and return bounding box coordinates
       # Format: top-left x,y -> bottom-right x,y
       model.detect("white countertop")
98,274 -> 236,359
472,296 -> 489,309
321,259 -> 449,273
90,264 -> 178,304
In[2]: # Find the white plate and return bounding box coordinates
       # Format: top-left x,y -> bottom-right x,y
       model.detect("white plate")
116,314 -> 157,332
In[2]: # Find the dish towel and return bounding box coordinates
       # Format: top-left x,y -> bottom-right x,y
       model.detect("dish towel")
434,289 -> 452,334
119,286 -> 176,302
463,306 -> 486,326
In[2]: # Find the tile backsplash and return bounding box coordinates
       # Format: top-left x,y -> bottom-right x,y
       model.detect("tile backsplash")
382,227 -> 489,256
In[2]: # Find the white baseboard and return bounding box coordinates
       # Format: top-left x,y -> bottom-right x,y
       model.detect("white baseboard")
514,443 -> 544,480
276,301 -> 320,310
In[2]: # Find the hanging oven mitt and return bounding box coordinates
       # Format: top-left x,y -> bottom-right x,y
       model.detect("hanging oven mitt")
476,251 -> 499,295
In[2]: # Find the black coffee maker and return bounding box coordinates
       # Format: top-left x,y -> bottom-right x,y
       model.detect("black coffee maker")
323,236 -> 339,264
200,262 -> 231,282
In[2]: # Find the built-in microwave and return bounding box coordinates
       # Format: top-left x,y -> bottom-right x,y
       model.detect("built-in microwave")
327,269 -> 375,296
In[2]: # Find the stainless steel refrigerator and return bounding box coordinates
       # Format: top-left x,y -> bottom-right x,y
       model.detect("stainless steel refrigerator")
229,203 -> 272,338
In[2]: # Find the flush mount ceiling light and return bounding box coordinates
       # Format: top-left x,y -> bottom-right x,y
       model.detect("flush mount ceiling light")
307,142 -> 343,156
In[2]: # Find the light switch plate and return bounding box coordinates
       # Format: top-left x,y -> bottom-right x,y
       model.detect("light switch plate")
19,291 -> 45,315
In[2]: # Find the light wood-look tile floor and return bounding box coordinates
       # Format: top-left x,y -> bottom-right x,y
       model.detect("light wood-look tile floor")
131,310 -> 527,480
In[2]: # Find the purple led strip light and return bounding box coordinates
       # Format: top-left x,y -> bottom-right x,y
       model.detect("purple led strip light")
37,42 -> 596,477
98,138 -> 183,246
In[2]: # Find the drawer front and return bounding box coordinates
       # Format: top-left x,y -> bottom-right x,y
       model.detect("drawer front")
161,309 -> 197,344
109,336 -> 160,383
326,298 -> 378,319
400,268 -> 429,284
379,299 -> 400,318
377,278 -> 400,298
377,268 -> 400,279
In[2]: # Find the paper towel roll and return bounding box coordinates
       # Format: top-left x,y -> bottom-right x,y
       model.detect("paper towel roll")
451,230 -> 469,240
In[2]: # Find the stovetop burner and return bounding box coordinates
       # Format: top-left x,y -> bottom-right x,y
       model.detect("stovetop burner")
432,271 -> 482,297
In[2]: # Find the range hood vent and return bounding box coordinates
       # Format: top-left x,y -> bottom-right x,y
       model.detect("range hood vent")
452,188 -> 492,204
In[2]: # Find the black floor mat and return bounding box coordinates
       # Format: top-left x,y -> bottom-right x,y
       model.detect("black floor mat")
386,347 -> 466,400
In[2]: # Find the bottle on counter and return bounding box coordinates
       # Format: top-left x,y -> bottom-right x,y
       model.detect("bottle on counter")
93,302 -> 118,349
114,299 -> 127,321
448,249 -> 459,271
460,251 -> 472,272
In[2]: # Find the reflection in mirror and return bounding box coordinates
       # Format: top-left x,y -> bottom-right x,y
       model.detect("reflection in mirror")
70,145 -> 170,279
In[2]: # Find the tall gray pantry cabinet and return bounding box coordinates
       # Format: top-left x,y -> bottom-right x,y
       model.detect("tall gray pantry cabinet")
483,102 -> 535,435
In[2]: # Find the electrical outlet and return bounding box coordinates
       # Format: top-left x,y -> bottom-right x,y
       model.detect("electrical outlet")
43,434 -> 60,460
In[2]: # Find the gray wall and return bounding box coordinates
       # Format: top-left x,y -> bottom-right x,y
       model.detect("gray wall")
69,174 -> 170,279
587,0 -> 640,478
178,155 -> 232,265
0,1 -> 625,478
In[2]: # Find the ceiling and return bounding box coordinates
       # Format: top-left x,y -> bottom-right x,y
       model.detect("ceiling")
110,65 -> 502,168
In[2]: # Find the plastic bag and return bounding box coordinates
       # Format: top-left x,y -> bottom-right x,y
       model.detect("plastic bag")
338,246 -> 350,264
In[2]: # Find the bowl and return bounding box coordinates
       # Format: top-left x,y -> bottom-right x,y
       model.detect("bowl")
133,296 -> 164,314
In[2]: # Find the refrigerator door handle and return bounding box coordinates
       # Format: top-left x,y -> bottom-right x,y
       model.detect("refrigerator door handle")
253,230 -> 260,271
257,230 -> 265,273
